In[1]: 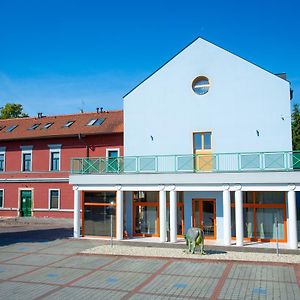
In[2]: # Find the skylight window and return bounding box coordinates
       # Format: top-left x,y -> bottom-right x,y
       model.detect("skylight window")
87,118 -> 105,126
6,125 -> 18,132
28,123 -> 40,130
63,121 -> 75,128
43,122 -> 54,129
0,125 -> 5,131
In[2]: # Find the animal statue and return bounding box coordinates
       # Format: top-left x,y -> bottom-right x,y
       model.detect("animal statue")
184,227 -> 205,254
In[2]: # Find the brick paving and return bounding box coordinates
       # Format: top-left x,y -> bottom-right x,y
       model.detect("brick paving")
0,222 -> 299,299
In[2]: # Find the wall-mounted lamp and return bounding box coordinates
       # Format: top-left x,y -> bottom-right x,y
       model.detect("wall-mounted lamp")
256,130 -> 260,137
150,135 -> 154,141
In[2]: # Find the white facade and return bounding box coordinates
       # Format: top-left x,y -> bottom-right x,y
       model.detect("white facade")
70,37 -> 299,250
124,37 -> 292,156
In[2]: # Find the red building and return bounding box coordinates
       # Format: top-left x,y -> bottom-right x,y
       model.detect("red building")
0,110 -> 123,218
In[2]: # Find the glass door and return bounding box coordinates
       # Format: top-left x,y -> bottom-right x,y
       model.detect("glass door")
193,199 -> 216,239
133,191 -> 159,237
20,190 -> 32,217
107,150 -> 119,172
193,132 -> 213,171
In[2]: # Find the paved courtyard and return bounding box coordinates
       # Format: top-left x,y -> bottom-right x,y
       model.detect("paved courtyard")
0,220 -> 300,299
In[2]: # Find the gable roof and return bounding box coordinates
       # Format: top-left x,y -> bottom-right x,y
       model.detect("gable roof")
123,36 -> 288,98
0,110 -> 123,141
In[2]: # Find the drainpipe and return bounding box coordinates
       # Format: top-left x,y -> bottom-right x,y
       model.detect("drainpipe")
78,134 -> 90,158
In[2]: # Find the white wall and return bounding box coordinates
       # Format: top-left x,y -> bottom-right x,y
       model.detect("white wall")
124,38 -> 292,156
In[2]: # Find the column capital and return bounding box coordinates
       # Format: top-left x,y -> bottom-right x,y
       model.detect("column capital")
158,185 -> 165,191
233,184 -> 242,191
73,185 -> 79,191
115,185 -> 122,191
170,185 -> 176,191
288,184 -> 296,191
223,184 -> 230,191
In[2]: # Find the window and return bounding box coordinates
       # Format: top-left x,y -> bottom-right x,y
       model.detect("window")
0,154 -> 4,172
49,145 -> 61,171
0,190 -> 3,208
50,152 -> 60,171
0,125 -> 6,131
0,148 -> 5,172
49,190 -> 59,209
21,146 -> 33,172
63,121 -> 75,128
192,76 -> 210,95
22,153 -> 32,171
28,123 -> 40,130
6,125 -> 18,132
43,122 -> 54,129
87,118 -> 105,126
193,132 -> 212,150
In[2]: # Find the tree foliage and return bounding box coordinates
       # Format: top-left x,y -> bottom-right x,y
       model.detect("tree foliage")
0,103 -> 29,119
292,104 -> 300,150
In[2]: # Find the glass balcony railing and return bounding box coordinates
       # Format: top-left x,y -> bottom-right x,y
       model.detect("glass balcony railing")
70,151 -> 300,175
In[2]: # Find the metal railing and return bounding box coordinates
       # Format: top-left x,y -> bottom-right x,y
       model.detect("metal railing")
70,151 -> 300,175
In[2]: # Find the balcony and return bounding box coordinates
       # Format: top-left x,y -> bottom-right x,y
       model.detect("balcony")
70,151 -> 300,175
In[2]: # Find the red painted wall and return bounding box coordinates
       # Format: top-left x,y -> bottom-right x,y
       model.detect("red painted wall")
0,133 -> 123,218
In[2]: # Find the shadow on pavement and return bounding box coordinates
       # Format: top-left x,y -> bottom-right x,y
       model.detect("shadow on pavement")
0,227 -> 73,246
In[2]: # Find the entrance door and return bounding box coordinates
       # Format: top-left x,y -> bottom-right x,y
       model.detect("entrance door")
193,199 -> 216,239
20,190 -> 32,217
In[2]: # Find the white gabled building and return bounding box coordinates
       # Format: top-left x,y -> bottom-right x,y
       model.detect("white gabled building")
70,37 -> 299,249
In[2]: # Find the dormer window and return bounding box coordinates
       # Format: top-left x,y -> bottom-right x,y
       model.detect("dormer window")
28,123 -> 40,130
63,121 -> 75,128
87,118 -> 105,126
192,76 -> 210,95
6,125 -> 18,132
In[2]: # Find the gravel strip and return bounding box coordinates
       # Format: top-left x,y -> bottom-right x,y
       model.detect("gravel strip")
82,245 -> 300,264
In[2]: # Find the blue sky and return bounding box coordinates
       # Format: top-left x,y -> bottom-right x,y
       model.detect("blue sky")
0,0 -> 299,116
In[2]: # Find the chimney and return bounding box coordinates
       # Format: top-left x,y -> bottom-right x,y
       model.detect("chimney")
100,107 -> 104,113
275,73 -> 287,80
37,112 -> 43,119
96,107 -> 99,113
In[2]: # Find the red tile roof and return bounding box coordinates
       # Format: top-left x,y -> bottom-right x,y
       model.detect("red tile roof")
0,110 -> 123,141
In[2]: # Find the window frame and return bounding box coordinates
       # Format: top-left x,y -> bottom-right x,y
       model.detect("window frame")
106,148 -> 120,158
48,144 -> 62,172
192,76 -> 210,95
0,189 -> 4,208
48,189 -> 60,210
0,147 -> 6,172
20,146 -> 33,172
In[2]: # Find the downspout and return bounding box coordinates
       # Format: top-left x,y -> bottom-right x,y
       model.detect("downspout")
78,134 -> 90,158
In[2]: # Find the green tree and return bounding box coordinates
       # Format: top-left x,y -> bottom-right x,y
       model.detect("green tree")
292,104 -> 300,150
0,103 -> 29,119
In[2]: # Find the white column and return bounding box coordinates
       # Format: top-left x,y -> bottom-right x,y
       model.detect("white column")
235,190 -> 244,246
170,190 -> 177,243
288,190 -> 298,249
159,190 -> 167,242
116,189 -> 124,240
223,189 -> 231,246
73,188 -> 80,238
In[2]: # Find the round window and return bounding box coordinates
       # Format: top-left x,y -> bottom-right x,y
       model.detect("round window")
192,76 -> 210,95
